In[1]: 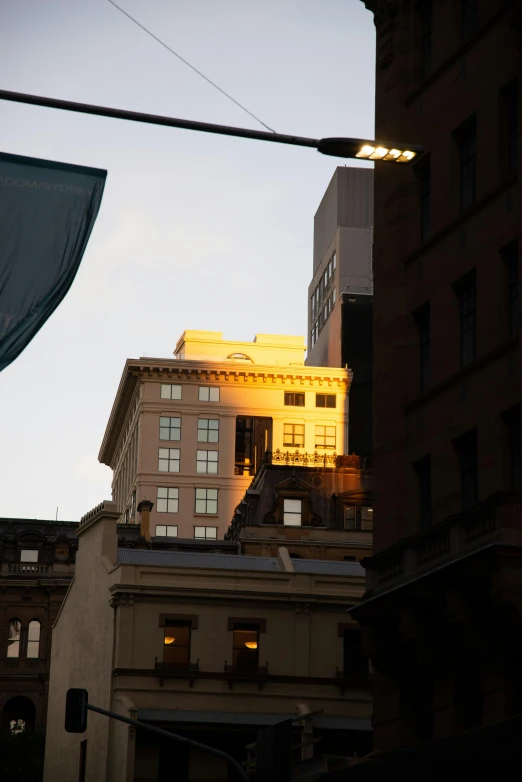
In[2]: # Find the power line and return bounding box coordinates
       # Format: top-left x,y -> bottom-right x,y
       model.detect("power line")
107,0 -> 276,133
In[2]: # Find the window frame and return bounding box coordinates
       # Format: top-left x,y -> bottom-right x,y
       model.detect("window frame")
501,240 -> 519,338
20,549 -> 38,563
194,488 -> 218,515
315,393 -> 336,408
456,115 -> 477,212
414,455 -> 432,529
283,498 -> 302,527
194,525 -> 218,539
462,0 -> 477,41
158,448 -> 181,473
199,386 -> 220,402
163,620 -> 191,667
160,384 -> 182,400
454,430 -> 478,511
197,418 -> 219,443
454,271 -> 476,368
283,423 -> 305,448
155,524 -> 178,537
232,623 -> 260,673
196,449 -> 219,474
156,486 -> 179,514
7,618 -> 21,658
159,416 -> 181,442
415,303 -> 431,393
284,392 -> 305,407
26,620 -> 41,659
315,424 -> 336,449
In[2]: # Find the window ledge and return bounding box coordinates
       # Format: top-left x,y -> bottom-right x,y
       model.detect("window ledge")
404,334 -> 519,414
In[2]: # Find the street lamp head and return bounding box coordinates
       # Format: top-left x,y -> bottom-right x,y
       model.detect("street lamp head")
317,137 -> 423,163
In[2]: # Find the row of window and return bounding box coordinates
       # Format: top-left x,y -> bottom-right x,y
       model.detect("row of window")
160,417 -> 219,444
155,486 -> 219,516
7,619 -> 41,659
415,241 -> 518,393
310,253 -> 337,348
283,424 -> 336,449
160,389 -> 339,411
414,407 -> 521,527
161,384 -> 220,401
158,448 -> 219,474
284,392 -> 336,408
155,524 -> 217,539
420,0 -> 478,81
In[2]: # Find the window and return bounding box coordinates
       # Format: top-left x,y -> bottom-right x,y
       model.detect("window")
158,448 -> 180,472
157,487 -> 179,513
344,506 -> 356,530
155,524 -> 178,537
315,425 -> 336,449
199,386 -> 220,402
283,423 -> 305,447
419,0 -> 432,79
415,303 -> 431,392
419,159 -> 431,242
194,526 -> 218,539
20,549 -> 38,563
232,624 -> 259,673
501,241 -> 519,337
283,499 -> 302,526
361,506 -> 373,530
455,271 -> 476,367
344,506 -> 373,530
343,629 -> 368,677
503,406 -> 521,492
284,392 -> 305,407
197,450 -> 218,474
462,0 -> 477,41
159,416 -> 181,441
195,488 -> 218,514
7,619 -> 21,658
414,455 -> 432,529
456,116 -> 477,211
505,80 -> 518,176
316,394 -> 336,408
27,620 -> 40,659
454,430 -> 478,510
197,419 -> 219,443
160,384 -> 182,400
163,621 -> 191,667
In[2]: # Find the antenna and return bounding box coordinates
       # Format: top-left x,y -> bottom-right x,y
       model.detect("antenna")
56,507 -> 58,521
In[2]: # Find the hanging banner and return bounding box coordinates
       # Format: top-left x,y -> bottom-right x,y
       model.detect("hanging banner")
0,151 -> 107,371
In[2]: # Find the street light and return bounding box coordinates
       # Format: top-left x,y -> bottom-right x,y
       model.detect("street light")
0,89 -> 423,164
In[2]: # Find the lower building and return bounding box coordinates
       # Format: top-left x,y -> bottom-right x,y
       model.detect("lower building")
44,501 -> 372,782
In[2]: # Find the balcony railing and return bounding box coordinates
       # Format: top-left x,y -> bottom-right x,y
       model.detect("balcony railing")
154,659 -> 199,673
0,657 -> 49,675
367,493 -> 522,592
7,563 -> 50,576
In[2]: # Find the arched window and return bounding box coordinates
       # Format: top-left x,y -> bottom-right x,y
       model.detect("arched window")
7,619 -> 21,658
27,620 -> 41,659
226,353 -> 253,362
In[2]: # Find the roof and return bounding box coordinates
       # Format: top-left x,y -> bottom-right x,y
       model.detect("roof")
117,548 -> 365,576
137,709 -> 371,732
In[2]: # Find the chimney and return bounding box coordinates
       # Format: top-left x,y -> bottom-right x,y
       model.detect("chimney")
137,499 -> 154,542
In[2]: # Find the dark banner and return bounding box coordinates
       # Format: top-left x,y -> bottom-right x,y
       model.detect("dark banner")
0,152 -> 107,371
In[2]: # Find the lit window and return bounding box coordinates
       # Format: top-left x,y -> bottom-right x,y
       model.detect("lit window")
7,619 -> 21,658
155,524 -> 178,537
344,506 -> 356,530
194,526 -> 218,539
156,487 -> 179,513
283,423 -> 305,447
195,488 -> 218,514
197,450 -> 218,474
163,621 -> 190,667
20,550 -> 38,563
160,384 -> 182,400
158,448 -> 180,472
283,499 -> 302,526
361,506 -> 373,530
316,394 -> 336,408
284,392 -> 305,407
232,623 -> 259,672
197,419 -> 219,443
199,386 -> 220,402
159,416 -> 181,441
315,425 -> 336,449
27,620 -> 40,659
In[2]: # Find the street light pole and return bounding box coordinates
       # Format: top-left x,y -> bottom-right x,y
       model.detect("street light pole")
0,89 -> 423,163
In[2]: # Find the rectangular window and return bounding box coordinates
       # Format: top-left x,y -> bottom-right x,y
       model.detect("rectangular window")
455,271 -> 476,367
456,116 -> 477,211
196,449 -> 219,474
419,159 -> 431,242
462,0 -> 477,41
315,425 -> 336,449
414,455 -> 432,529
195,488 -> 218,514
163,621 -> 190,667
501,241 -> 519,337
454,429 -> 478,510
27,620 -> 41,658
420,0 -> 432,79
194,525 -> 218,539
503,406 -> 522,492
197,419 -> 219,443
316,394 -> 336,408
343,629 -> 368,677
284,392 -> 305,407
415,303 -> 431,392
283,423 -> 305,447
199,386 -> 220,402
233,624 -> 259,673
160,384 -> 182,400
283,499 -> 302,526
20,550 -> 38,563
361,506 -> 373,531
344,506 -> 356,530
158,448 -> 180,472
159,416 -> 181,441
155,524 -> 178,537
156,487 -> 179,513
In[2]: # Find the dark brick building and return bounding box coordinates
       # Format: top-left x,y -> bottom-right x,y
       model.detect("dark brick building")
350,0 -> 522,773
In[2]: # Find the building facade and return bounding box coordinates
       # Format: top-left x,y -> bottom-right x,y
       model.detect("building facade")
44,501 -> 372,782
100,331 -> 351,539
351,0 -> 522,770
306,167 -> 373,457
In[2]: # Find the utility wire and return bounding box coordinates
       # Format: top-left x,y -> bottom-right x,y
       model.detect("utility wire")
107,0 -> 276,133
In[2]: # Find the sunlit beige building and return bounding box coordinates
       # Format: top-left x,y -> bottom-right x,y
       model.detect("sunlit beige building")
100,331 -> 351,539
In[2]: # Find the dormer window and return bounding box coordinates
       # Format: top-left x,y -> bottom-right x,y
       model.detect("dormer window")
283,499 -> 302,526
20,550 -> 38,563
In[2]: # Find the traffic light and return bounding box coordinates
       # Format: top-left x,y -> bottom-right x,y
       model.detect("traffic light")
65,688 -> 88,733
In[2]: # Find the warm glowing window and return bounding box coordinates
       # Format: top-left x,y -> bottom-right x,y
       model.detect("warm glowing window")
7,619 -> 21,658
316,394 -> 336,408
197,450 -> 218,474
315,425 -> 336,449
159,416 -> 181,441
160,384 -> 182,400
157,487 -> 179,513
155,524 -> 178,537
199,386 -> 220,402
284,392 -> 305,407
163,621 -> 191,667
283,424 -> 304,447
27,620 -> 41,659
158,448 -> 180,472
232,624 -> 259,672
197,419 -> 219,443
195,488 -> 218,515
283,499 -> 302,526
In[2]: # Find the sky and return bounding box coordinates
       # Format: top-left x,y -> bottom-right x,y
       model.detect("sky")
0,0 -> 375,521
